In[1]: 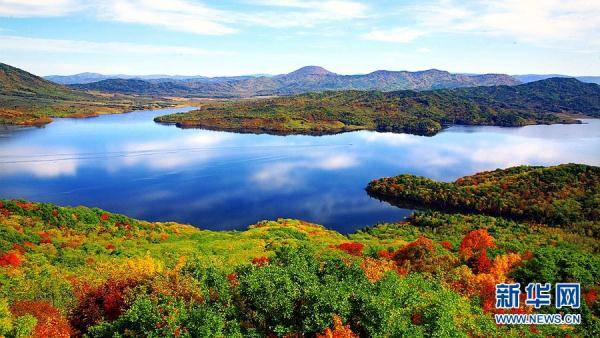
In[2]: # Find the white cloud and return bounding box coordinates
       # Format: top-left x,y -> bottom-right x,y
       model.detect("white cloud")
387,0 -> 600,49
96,0 -> 235,35
0,0 -> 82,17
0,35 -> 230,56
360,27 -> 424,43
0,0 -> 370,35
253,0 -> 368,22
251,153 -> 358,189
118,133 -> 234,170
0,145 -> 80,177
358,131 -> 421,145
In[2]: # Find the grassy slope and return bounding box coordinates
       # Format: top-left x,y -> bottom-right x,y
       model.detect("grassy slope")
154,77 -> 600,136
0,63 -> 174,125
0,194 -> 598,336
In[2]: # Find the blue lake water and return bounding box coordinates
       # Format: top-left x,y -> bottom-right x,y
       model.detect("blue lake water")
1,107 -> 599,233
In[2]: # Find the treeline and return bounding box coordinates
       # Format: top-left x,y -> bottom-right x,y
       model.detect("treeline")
367,164 -> 600,232
155,77 -> 600,136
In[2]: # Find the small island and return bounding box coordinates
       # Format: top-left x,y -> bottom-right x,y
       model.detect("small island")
155,77 -> 600,136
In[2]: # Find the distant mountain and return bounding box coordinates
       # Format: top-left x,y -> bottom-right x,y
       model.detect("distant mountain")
44,73 -> 213,85
70,66 -> 520,98
514,74 -> 600,85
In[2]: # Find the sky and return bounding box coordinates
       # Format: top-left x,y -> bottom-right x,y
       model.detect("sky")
0,0 -> 599,77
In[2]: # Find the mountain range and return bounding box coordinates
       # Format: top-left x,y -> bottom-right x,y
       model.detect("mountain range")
513,74 -> 600,84
61,66 -> 520,98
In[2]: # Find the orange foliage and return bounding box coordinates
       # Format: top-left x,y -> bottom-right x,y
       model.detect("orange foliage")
459,229 -> 495,260
476,275 -> 497,312
11,300 -> 72,338
252,256 -> 270,266
227,273 -> 239,288
440,241 -> 453,250
360,257 -> 396,283
14,201 -> 34,210
489,253 -> 522,278
450,252 -> 525,313
336,242 -> 364,256
38,231 -> 52,244
584,288 -> 597,305
316,315 -> 358,338
377,249 -> 393,259
12,243 -> 25,254
474,250 -> 491,274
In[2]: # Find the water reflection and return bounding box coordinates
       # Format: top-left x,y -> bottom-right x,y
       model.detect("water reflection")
0,108 -> 598,233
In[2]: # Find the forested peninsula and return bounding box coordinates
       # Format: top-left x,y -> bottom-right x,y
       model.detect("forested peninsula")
155,77 -> 600,136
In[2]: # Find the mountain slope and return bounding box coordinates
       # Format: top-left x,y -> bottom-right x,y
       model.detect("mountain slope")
0,63 -> 92,100
69,66 -> 520,98
0,63 -> 173,125
155,77 -> 600,136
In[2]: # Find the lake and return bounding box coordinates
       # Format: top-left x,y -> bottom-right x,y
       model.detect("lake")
1,107 -> 599,233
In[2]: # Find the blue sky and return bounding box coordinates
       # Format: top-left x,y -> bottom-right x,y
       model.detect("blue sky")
0,0 -> 598,76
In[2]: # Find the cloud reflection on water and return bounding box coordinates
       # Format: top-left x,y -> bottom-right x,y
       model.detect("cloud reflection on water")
0,111 -> 598,233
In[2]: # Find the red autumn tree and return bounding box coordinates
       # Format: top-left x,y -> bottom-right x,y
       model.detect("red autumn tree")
474,250 -> 492,274
459,229 -> 495,261
10,300 -> 72,337
0,251 -> 22,268
70,278 -> 139,334
251,256 -> 270,266
459,229 -> 496,273
336,242 -> 364,256
392,237 -> 434,263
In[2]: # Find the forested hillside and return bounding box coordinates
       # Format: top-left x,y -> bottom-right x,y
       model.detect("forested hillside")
367,164 -> 600,230
155,77 -> 600,136
0,196 -> 598,337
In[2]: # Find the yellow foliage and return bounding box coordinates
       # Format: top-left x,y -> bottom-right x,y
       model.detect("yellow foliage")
360,258 -> 396,283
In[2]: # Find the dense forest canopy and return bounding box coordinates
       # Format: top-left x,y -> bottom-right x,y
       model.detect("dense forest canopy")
155,77 -> 600,136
